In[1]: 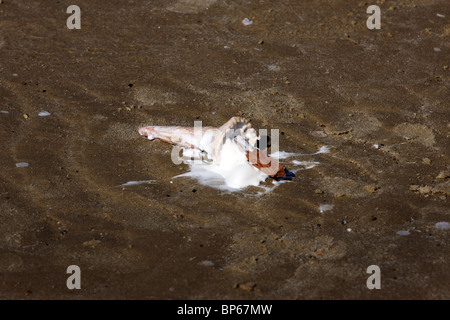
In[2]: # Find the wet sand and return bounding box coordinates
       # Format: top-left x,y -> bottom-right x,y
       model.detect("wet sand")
0,0 -> 449,299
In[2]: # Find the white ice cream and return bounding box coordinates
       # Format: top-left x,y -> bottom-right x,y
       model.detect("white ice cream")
175,138 -> 269,190
173,144 -> 332,192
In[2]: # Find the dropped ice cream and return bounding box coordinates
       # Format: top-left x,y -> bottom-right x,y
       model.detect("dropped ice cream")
139,117 -> 293,191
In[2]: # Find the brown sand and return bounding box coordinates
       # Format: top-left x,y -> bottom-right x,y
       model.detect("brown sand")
0,0 -> 449,299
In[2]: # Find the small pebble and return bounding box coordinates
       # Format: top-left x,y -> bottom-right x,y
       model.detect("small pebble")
38,111 -> 51,117
200,260 -> 214,266
16,162 -> 29,167
435,222 -> 450,230
242,18 -> 253,26
436,13 -> 445,18
83,239 -> 101,247
436,171 -> 449,179
434,47 -> 441,52
364,185 -> 380,193
236,282 -> 256,292
396,230 -> 410,236
268,65 -> 281,72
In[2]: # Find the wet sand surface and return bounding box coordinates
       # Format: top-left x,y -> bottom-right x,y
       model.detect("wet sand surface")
0,0 -> 449,299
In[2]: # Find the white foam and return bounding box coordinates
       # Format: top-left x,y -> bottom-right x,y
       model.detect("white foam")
270,151 -> 297,159
271,146 -> 331,158
254,180 -> 285,196
171,144 -> 332,192
120,180 -> 157,186
315,146 -> 331,154
291,160 -> 320,170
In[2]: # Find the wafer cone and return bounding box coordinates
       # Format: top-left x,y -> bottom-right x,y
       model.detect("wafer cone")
245,148 -> 287,178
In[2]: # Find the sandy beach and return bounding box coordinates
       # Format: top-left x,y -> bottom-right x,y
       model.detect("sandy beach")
0,0 -> 448,299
